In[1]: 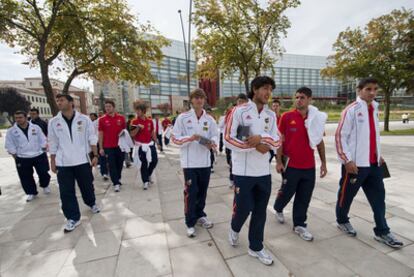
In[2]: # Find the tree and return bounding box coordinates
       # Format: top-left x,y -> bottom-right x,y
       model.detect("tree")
321,8 -> 414,131
0,87 -> 31,124
0,0 -> 169,115
194,0 -> 300,92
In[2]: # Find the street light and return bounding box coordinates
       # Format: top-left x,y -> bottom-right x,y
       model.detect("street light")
178,0 -> 193,98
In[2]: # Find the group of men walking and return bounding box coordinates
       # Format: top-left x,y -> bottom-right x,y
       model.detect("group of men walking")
4,76 -> 403,264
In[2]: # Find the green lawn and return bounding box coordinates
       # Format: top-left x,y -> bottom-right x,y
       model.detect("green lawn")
381,128 -> 414,136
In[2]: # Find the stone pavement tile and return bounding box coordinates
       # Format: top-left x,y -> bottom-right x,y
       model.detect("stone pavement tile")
306,214 -> 342,241
267,233 -> 335,271
209,177 -> 231,188
387,244 -> 414,270
293,257 -> 355,277
317,235 -> 414,277
130,186 -> 160,201
165,218 -> 211,249
170,240 -> 232,277
210,185 -> 234,196
123,214 -> 165,240
308,198 -> 338,224
116,233 -> 171,277
100,194 -> 132,211
64,229 -> 122,266
0,215 -> 63,243
159,187 -> 184,203
0,212 -> 29,229
388,206 -> 414,223
226,253 -> 291,277
312,187 -> 338,204
348,216 -> 412,254
87,208 -> 134,234
28,223 -> 85,255
57,256 -> 117,277
0,240 -> 32,273
386,217 -> 414,241
127,197 -> 162,217
161,199 -> 185,221
208,221 -> 250,259
263,212 -> 293,241
204,202 -> 233,224
1,249 -> 71,277
348,200 -> 392,224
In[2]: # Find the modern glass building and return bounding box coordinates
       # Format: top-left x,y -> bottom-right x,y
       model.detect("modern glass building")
220,54 -> 341,99
94,39 -> 196,115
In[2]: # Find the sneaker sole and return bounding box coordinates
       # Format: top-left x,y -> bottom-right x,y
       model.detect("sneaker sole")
64,221 -> 81,233
337,225 -> 357,237
374,236 -> 403,249
248,250 -> 273,266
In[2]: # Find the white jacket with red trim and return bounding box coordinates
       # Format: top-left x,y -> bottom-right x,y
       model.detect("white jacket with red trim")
5,122 -> 47,158
171,109 -> 218,168
224,100 -> 281,177
335,97 -> 381,167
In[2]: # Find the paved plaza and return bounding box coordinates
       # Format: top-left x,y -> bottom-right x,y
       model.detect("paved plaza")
0,122 -> 413,277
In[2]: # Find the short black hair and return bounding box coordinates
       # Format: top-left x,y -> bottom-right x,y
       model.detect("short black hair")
56,93 -> 74,102
272,99 -> 281,105
236,93 -> 248,101
30,108 -> 39,114
105,100 -> 115,107
357,77 -> 378,90
89,113 -> 98,118
296,86 -> 312,98
14,110 -> 27,117
248,76 -> 276,99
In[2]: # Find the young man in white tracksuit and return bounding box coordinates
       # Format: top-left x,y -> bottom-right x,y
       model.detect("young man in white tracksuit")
225,76 -> 280,265
171,88 -> 218,238
5,110 -> 51,202
335,77 -> 403,248
48,94 -> 100,233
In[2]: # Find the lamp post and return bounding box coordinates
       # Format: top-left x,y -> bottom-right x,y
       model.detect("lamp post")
178,0 -> 193,98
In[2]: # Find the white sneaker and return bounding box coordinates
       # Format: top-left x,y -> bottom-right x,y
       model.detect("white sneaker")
197,217 -> 213,229
114,184 -> 121,192
248,248 -> 274,266
187,227 -> 196,238
143,182 -> 149,190
211,168 -> 215,173
228,229 -> 239,246
91,204 -> 100,214
26,194 -> 36,202
64,219 -> 81,233
103,174 -> 109,181
294,226 -> 314,241
275,212 -> 285,224
148,176 -> 154,185
43,187 -> 51,195
229,180 -> 234,189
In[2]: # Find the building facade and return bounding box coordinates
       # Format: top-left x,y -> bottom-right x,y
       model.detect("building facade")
94,39 -> 197,115
219,54 -> 341,100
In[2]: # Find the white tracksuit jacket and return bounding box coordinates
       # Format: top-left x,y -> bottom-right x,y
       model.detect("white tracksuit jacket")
5,122 -> 46,158
335,97 -> 381,167
224,100 -> 281,177
171,109 -> 218,168
48,111 -> 98,167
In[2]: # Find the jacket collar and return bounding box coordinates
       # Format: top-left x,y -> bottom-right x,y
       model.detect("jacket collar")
190,108 -> 206,119
57,110 -> 79,121
356,97 -> 379,110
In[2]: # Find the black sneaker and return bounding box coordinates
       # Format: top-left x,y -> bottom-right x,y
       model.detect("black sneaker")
337,222 -> 357,237
374,233 -> 404,248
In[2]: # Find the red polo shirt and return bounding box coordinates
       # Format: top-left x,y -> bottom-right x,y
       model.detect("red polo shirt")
162,118 -> 172,130
131,117 -> 154,143
278,110 -> 315,169
98,113 -> 126,148
368,104 -> 377,164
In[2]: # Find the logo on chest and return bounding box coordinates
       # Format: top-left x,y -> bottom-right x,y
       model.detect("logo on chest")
203,121 -> 209,131
77,121 -> 83,132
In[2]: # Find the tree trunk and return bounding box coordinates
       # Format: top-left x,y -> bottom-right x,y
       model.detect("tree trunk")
39,59 -> 59,116
242,71 -> 250,94
383,91 -> 391,132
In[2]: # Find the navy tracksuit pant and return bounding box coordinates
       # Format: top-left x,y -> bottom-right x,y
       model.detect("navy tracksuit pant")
183,167 -> 211,227
273,167 -> 315,227
336,164 -> 390,236
57,163 -> 96,221
15,153 -> 50,195
97,145 -> 108,176
157,134 -> 163,151
138,145 -> 158,183
104,147 -> 124,186
231,175 -> 271,251
225,148 -> 233,182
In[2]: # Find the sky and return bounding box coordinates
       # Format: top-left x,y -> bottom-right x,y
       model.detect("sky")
0,0 -> 413,91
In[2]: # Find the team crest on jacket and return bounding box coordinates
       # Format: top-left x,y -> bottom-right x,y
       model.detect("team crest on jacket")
290,120 -> 296,125
265,117 -> 269,123
358,112 -> 363,117
246,115 -> 252,120
203,121 -> 208,126
56,123 -> 61,127
187,119 -> 192,123
77,121 -> 82,125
